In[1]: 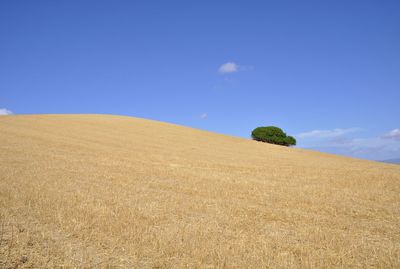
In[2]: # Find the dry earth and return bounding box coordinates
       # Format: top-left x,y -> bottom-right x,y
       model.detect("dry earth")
0,114 -> 399,268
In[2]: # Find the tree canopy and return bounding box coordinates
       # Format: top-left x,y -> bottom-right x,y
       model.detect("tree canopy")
251,126 -> 296,146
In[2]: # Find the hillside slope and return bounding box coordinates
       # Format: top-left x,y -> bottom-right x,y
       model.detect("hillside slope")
1,114 -> 399,268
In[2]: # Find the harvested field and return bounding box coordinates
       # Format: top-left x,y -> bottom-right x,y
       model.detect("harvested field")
1,114 -> 399,268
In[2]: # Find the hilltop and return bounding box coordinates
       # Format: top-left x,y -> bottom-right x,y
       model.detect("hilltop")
1,114 -> 399,268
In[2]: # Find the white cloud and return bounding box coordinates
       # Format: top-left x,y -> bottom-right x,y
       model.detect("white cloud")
297,128 -> 360,138
325,136 -> 400,160
218,62 -> 239,74
297,128 -> 400,160
0,108 -> 13,115
383,128 -> 400,140
200,113 -> 208,119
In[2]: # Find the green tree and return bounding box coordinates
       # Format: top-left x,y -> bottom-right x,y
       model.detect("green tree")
251,126 -> 296,146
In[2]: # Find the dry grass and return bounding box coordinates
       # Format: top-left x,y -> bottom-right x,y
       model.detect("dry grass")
0,114 -> 399,268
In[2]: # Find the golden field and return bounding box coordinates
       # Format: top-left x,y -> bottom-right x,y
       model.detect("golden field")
0,114 -> 399,268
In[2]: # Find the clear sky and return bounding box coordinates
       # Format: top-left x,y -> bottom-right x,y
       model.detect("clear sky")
1,1 -> 399,160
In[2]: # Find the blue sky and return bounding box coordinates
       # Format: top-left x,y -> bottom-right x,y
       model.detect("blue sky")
1,1 -> 399,160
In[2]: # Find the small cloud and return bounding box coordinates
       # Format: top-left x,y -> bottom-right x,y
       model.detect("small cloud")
0,108 -> 13,115
218,62 -> 239,74
297,128 -> 361,138
383,128 -> 400,140
200,113 -> 208,119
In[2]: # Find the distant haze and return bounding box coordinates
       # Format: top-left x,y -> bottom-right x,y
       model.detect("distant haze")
381,158 -> 400,164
